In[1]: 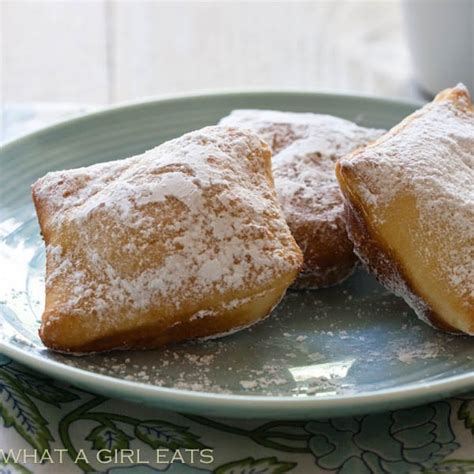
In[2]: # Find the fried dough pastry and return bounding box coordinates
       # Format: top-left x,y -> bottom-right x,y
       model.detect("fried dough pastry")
220,110 -> 384,288
32,126 -> 303,353
336,84 -> 474,335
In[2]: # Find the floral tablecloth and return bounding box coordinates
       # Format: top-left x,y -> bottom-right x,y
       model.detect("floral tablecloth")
1,105 -> 473,474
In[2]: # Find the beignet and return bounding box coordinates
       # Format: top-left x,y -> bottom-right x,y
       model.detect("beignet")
336,84 -> 474,335
32,126 -> 303,353
219,110 -> 384,288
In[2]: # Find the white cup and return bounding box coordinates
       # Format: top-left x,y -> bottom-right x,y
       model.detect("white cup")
402,0 -> 474,96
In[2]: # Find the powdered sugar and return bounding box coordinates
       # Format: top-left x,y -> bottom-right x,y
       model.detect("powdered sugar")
396,342 -> 443,364
219,112 -> 384,223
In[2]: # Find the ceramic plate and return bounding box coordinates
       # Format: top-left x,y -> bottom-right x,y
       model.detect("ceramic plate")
1,91 -> 472,419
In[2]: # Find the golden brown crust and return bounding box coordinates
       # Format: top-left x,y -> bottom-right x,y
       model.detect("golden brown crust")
336,84 -> 474,335
39,278 -> 291,353
337,178 -> 460,333
33,126 -> 303,353
283,212 -> 357,289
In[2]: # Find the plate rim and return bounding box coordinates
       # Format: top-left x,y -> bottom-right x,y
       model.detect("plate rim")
1,89 -> 472,418
1,338 -> 473,418
1,87 -> 424,151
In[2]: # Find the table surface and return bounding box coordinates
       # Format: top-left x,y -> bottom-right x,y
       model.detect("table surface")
1,101 -> 473,474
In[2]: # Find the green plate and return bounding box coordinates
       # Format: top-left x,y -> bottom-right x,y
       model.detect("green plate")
0,91 -> 472,419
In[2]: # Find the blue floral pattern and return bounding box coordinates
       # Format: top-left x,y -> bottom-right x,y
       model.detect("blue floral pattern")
0,357 -> 472,473
306,403 -> 460,473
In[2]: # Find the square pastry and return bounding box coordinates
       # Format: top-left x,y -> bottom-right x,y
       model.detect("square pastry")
220,110 -> 384,289
32,126 -> 303,353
